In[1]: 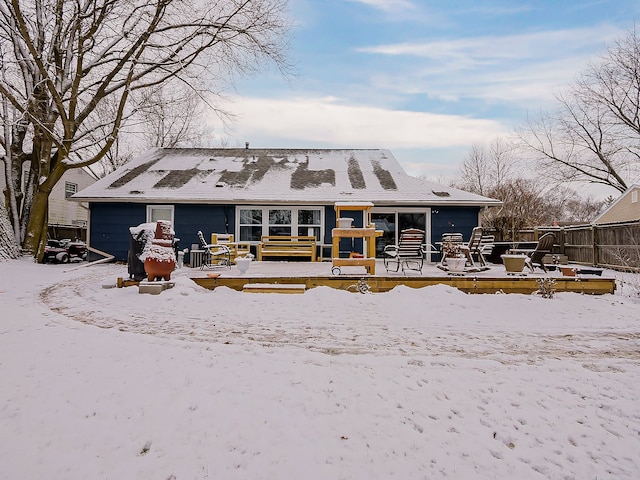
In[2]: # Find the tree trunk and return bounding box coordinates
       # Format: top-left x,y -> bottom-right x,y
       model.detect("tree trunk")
22,188 -> 50,261
0,204 -> 20,260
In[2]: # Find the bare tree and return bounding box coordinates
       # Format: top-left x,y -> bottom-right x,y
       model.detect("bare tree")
456,136 -> 604,232
455,137 -> 518,195
518,27 -> 640,194
484,178 -> 551,241
136,82 -> 214,148
562,195 -> 605,223
0,0 -> 290,260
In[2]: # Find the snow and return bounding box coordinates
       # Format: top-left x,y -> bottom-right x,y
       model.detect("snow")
1,258 -> 639,479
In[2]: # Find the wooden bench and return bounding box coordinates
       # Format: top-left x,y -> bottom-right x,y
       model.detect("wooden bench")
257,235 -> 317,261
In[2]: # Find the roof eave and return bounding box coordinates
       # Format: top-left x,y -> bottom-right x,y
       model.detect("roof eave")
73,196 -> 503,207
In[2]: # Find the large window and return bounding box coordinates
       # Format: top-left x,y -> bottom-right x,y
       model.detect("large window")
238,206 -> 323,242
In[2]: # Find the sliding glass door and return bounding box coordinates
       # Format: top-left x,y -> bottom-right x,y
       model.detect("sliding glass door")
371,209 -> 428,257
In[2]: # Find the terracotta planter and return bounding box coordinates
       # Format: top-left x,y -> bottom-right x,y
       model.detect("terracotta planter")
155,220 -> 174,240
559,266 -> 577,277
144,245 -> 176,281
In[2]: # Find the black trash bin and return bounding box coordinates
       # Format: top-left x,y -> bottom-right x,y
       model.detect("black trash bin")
127,223 -> 155,281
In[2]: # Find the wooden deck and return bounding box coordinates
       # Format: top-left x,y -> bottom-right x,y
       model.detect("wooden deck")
190,261 -> 616,294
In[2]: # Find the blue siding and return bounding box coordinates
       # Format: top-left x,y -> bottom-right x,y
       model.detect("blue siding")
89,202 -> 481,262
430,207 -> 481,243
323,206 -> 367,256
323,206 -> 336,245
89,203 -> 146,261
174,204 -> 235,253
89,203 -> 231,262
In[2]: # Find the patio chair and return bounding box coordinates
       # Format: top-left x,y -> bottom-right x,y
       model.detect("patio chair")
459,226 -> 490,271
197,230 -> 231,270
211,233 -> 251,263
441,232 -> 464,245
525,232 -> 556,273
479,235 -> 495,257
383,228 -> 429,274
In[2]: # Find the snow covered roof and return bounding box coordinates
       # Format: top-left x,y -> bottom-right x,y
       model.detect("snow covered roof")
73,148 -> 501,207
593,184 -> 640,225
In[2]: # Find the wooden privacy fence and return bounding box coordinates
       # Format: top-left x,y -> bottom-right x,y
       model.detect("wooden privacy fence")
562,221 -> 640,270
488,220 -> 640,271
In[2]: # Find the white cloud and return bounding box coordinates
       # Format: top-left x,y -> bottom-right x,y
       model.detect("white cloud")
359,25 -> 622,61
214,96 -> 507,150
357,25 -> 625,106
346,0 -> 417,13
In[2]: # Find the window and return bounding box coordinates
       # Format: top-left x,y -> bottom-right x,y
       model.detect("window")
298,209 -> 322,239
239,209 -> 263,242
237,206 -> 323,242
65,182 -> 77,198
146,205 -> 174,224
632,191 -> 638,203
268,209 -> 292,236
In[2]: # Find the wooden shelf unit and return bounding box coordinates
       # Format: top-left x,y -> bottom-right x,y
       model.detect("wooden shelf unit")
331,202 -> 381,275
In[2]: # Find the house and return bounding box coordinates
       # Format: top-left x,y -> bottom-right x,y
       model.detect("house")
72,148 -> 501,262
593,184 -> 640,225
1,165 -> 95,241
47,168 -> 96,240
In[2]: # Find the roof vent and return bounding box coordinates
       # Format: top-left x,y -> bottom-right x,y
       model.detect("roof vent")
215,182 -> 227,188
245,142 -> 249,149
432,190 -> 451,197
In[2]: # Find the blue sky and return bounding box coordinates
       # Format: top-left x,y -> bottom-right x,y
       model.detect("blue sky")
216,0 -> 639,180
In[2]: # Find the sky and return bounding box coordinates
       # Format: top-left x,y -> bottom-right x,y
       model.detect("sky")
213,0 -> 639,185
1,258 -> 640,478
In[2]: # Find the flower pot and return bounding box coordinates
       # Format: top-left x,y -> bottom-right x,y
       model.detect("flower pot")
235,257 -> 252,274
337,218 -> 353,228
144,252 -> 175,281
501,254 -> 526,275
447,256 -> 466,273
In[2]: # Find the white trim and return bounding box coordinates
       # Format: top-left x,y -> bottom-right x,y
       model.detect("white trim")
236,205 -> 325,242
632,190 -> 638,203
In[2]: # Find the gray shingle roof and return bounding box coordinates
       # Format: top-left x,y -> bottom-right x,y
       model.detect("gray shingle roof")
73,148 -> 501,206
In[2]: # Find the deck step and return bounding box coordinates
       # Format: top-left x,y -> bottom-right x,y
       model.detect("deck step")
242,283 -> 307,294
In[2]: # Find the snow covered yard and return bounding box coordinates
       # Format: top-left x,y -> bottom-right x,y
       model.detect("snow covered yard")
1,259 -> 639,479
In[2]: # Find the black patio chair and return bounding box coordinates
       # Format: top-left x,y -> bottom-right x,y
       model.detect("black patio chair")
526,232 -> 556,273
